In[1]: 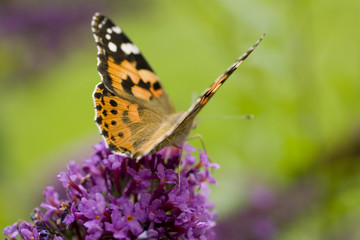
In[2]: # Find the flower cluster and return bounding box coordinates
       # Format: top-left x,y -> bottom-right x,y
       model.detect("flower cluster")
3,142 -> 218,240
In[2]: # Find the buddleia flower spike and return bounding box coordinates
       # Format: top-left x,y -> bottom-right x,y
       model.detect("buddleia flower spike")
3,142 -> 218,239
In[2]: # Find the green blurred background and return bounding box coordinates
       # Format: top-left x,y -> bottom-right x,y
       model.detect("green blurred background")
1,0 -> 359,239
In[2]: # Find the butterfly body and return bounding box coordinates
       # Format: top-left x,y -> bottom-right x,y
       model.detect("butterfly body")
91,13 -> 263,160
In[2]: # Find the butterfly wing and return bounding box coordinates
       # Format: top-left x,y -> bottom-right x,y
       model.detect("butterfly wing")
91,13 -> 176,158
141,35 -> 265,156
181,34 -> 265,119
93,82 -> 178,158
92,13 -> 174,112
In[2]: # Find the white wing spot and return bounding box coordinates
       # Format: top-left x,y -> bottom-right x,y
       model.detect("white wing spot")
106,28 -> 112,34
112,26 -> 122,34
100,18 -> 106,26
121,43 -> 140,55
97,18 -> 107,29
105,34 -> 111,40
108,42 -> 117,52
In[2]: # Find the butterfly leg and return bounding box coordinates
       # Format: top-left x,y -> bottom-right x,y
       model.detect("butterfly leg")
173,144 -> 183,187
187,134 -> 215,172
186,134 -> 208,153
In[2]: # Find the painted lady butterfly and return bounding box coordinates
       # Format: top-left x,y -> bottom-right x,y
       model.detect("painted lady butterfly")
91,13 -> 263,160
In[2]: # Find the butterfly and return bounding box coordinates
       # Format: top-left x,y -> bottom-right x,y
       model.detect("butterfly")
91,13 -> 263,160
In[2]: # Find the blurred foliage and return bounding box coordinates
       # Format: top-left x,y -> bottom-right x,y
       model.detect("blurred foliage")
0,0 -> 359,239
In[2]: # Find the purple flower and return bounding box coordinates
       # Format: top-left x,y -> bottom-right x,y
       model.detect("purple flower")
3,222 -> 19,238
3,142 -> 217,239
40,187 -> 61,221
4,220 -> 62,240
104,154 -> 124,170
139,193 -> 166,223
78,193 -> 106,220
156,163 -> 178,184
105,210 -> 130,239
127,167 -> 152,193
121,200 -> 145,236
199,151 -> 219,185
62,202 -> 76,227
83,220 -> 103,240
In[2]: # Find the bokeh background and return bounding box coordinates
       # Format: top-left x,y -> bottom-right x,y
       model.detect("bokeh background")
1,0 -> 359,239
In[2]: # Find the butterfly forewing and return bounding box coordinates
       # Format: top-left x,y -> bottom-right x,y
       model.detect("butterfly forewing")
92,13 -> 178,158
91,13 -> 174,113
186,34 -> 265,117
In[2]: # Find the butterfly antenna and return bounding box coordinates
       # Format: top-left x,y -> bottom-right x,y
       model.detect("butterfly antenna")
198,115 -> 254,120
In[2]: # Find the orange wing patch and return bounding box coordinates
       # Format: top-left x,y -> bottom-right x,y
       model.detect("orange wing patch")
106,57 -> 163,100
138,69 -> 163,98
94,83 -> 146,155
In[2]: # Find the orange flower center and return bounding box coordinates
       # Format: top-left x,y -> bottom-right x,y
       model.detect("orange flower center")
126,215 -> 134,222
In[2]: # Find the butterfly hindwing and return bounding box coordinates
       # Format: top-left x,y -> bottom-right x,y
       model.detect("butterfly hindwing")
93,83 -> 134,155
94,82 -> 179,158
